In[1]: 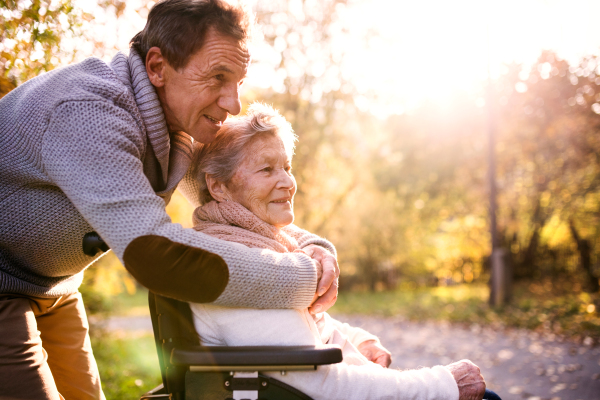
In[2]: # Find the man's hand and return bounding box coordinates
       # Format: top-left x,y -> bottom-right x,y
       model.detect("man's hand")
357,340 -> 392,368
445,360 -> 486,400
302,245 -> 340,314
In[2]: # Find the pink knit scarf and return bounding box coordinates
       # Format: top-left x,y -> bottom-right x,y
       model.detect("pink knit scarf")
192,201 -> 298,253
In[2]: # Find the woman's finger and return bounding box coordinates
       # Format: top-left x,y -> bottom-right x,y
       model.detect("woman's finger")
375,353 -> 392,368
371,349 -> 392,368
358,340 -> 393,368
445,360 -> 486,400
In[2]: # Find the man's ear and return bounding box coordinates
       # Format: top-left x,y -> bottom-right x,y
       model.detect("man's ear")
206,174 -> 230,202
146,47 -> 167,88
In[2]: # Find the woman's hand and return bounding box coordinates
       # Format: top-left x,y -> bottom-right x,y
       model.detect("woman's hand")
357,340 -> 392,368
301,245 -> 340,314
445,360 -> 486,400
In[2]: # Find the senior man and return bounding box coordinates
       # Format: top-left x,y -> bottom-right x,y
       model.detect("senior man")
0,1 -> 339,399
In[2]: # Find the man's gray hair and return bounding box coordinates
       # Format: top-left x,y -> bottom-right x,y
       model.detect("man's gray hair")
130,0 -> 253,70
194,103 -> 297,204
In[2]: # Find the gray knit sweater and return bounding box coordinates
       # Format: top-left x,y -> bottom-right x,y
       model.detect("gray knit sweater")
0,50 -> 335,307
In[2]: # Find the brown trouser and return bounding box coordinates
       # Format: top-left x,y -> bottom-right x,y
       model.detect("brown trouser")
0,292 -> 105,400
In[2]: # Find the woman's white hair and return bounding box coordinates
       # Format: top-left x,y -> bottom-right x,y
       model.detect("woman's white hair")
194,102 -> 297,204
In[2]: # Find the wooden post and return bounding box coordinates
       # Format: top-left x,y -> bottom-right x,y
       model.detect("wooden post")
486,19 -> 511,305
490,248 -> 511,305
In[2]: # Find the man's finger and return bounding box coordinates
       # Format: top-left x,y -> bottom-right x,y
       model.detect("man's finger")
302,246 -> 317,258
316,260 -> 336,296
322,253 -> 340,278
309,278 -> 338,314
316,254 -> 339,296
313,259 -> 323,281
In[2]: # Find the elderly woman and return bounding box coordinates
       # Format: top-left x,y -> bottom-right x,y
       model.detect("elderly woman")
189,103 -> 485,400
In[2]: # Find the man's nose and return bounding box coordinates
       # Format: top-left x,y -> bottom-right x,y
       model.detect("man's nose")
218,84 -> 242,115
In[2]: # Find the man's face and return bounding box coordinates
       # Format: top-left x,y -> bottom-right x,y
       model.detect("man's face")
155,30 -> 250,143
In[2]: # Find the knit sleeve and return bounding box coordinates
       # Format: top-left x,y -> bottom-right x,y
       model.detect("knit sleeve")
41,100 -> 317,308
282,225 -> 337,258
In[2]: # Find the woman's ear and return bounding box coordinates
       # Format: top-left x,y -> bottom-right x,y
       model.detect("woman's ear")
206,174 -> 231,202
146,47 -> 167,88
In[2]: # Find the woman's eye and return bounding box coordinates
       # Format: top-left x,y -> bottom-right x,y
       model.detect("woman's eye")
261,167 -> 272,172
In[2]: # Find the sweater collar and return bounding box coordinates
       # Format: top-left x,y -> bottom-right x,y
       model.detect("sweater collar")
110,49 -> 193,201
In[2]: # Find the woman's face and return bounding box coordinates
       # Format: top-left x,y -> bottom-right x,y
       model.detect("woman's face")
226,134 -> 296,228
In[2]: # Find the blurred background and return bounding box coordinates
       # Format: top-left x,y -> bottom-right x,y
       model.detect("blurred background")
2,0 -> 600,397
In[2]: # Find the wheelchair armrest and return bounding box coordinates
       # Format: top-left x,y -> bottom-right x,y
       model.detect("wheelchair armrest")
171,344 -> 342,367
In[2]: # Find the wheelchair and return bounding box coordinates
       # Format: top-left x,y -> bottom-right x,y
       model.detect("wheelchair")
140,291 -> 343,400
139,291 -> 502,400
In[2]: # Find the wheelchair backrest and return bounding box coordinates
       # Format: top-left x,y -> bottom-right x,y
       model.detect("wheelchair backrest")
148,291 -> 200,399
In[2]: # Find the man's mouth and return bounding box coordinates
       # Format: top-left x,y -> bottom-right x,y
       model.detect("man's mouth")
204,114 -> 223,126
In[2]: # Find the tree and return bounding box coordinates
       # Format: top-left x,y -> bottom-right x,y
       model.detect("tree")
494,51 -> 600,290
0,0 -> 91,97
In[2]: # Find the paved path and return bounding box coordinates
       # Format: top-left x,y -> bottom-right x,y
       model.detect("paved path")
99,314 -> 600,400
336,315 -> 600,400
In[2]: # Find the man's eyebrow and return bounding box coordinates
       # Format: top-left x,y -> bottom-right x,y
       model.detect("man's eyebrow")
210,65 -> 234,74
209,64 -> 248,79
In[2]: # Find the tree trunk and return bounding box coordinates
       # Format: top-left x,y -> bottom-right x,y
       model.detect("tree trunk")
569,220 -> 600,293
518,201 -> 546,278
359,255 -> 379,293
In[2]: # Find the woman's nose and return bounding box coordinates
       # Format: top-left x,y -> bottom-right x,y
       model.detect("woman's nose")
276,169 -> 295,189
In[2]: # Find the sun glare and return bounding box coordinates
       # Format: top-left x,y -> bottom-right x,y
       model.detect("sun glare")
342,0 -> 600,114
75,0 -> 600,116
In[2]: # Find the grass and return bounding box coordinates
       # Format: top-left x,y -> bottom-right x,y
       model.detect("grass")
333,284 -> 490,320
332,282 -> 600,342
111,288 -> 151,317
91,331 -> 162,399
82,286 -> 159,399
